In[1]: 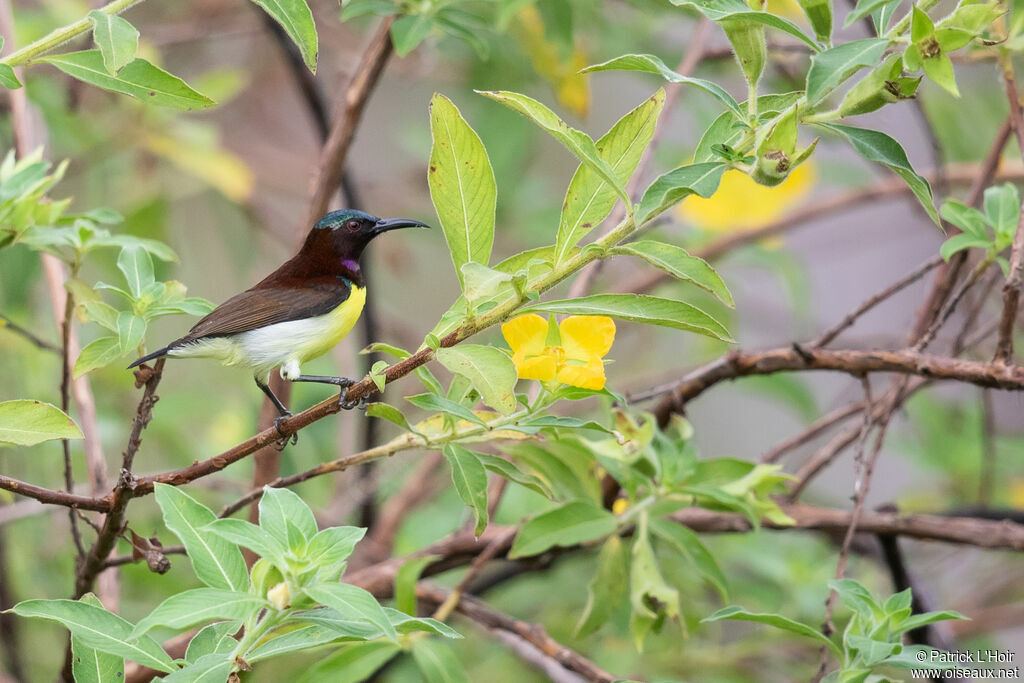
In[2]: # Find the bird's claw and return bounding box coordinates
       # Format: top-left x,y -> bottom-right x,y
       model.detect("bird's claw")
273,412 -> 297,450
338,383 -> 367,411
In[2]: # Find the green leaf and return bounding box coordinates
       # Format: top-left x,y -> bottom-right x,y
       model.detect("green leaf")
161,654 -> 234,683
670,0 -> 821,50
637,162 -> 727,223
478,90 -> 629,208
797,0 -> 832,42
509,501 -> 617,558
412,638 -> 469,683
38,51 -> 214,110
259,485 -> 319,546
442,444 -> 490,537
648,518 -> 728,601
306,526 -> 365,569
184,622 -> 239,663
73,336 -> 122,379
611,240 -> 733,307
0,64 -> 21,89
521,293 -> 732,342
249,0 -> 318,72
461,262 -> 514,303
153,484 -> 248,592
892,609 -> 968,634
922,52 -> 959,97
87,10 -> 139,75
405,393 -> 487,426
116,312 -> 146,354
295,641 -> 400,683
204,518 -> 288,564
629,513 -> 680,650
72,594 -> 124,683
394,555 -> 436,616
845,0 -> 895,27
474,452 -> 553,498
806,39 -> 888,106
303,583 -> 398,643
575,535 -> 629,638
435,344 -> 517,415
0,400 -> 82,446
366,402 -> 423,436
8,599 -> 175,672
582,54 -> 744,120
391,13 -> 434,56
387,609 -> 462,639
132,589 -> 268,638
829,578 -> 881,618
116,245 -> 154,298
247,624 -> 352,662
940,199 -> 989,238
940,233 -> 990,260
983,182 -> 1021,237
428,94 -> 497,288
701,606 -> 842,654
555,89 -> 666,264
814,122 -> 939,226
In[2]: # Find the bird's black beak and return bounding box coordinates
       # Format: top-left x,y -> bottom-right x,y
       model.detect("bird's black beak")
373,217 -> 432,234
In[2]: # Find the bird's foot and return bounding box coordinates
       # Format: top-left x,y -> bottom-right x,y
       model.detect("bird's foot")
338,381 -> 367,411
273,411 -> 298,450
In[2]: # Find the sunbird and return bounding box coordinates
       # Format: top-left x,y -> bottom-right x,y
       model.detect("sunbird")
129,209 -> 430,431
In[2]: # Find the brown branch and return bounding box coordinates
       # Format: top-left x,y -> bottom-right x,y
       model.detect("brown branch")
995,203 -> 1024,362
760,399 -> 864,463
0,476 -> 109,511
416,585 -> 618,683
73,359 -> 165,599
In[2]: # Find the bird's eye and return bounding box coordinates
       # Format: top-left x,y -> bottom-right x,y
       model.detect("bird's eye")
347,220 -> 360,231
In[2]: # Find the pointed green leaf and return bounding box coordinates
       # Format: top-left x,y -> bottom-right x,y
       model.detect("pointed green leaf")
555,89 -> 666,264
814,122 -> 939,226
249,0 -> 318,72
649,517 -> 728,600
629,513 -> 680,650
940,233 -> 990,260
575,535 -> 628,638
982,182 -> 1020,237
259,485 -> 318,546
132,589 -> 268,638
0,64 -> 21,89
428,94 -> 497,288
806,39 -> 888,105
153,484 -> 248,592
72,594 -> 124,683
435,344 -> 517,415
922,52 -> 959,97
412,638 -> 469,683
8,598 -> 175,672
205,518 -> 288,564
611,240 -> 733,306
405,393 -> 487,426
394,555 -> 437,616
303,583 -> 398,643
116,245 -> 154,298
521,293 -> 732,342
306,526 -> 365,569
161,654 -> 234,683
87,11 -> 139,75
701,606 -> 842,654
116,312 -> 146,354
474,452 -> 553,498
184,622 -> 239,664
442,444 -> 489,536
670,0 -> 820,49
0,400 -> 82,446
38,51 -> 214,110
73,336 -> 122,378
582,54 -> 744,120
509,501 -> 617,558
478,90 -> 629,207
637,162 -> 727,223
391,13 -> 434,56
940,199 -> 988,239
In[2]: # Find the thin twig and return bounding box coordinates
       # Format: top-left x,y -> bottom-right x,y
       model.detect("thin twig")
0,312 -> 60,352
760,400 -> 865,463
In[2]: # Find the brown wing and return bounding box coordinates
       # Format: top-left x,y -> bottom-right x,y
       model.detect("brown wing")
176,284 -> 350,343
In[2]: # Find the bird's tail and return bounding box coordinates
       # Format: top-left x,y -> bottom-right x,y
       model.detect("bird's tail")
128,346 -> 171,369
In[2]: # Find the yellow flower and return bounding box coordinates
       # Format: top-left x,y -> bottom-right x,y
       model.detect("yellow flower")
612,498 -> 630,515
676,162 -> 816,233
501,314 -> 615,390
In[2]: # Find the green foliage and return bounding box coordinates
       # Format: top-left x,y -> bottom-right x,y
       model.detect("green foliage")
250,0 -> 319,72
87,10 -> 139,75
0,400 -> 82,446
702,580 -> 967,679
940,182 -> 1020,272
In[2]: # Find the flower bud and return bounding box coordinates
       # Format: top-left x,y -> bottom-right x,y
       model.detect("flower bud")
267,581 -> 291,610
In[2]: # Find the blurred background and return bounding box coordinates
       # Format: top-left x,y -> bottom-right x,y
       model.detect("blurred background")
1,0 -> 1022,680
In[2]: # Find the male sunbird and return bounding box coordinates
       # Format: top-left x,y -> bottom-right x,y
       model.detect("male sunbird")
129,209 -> 430,431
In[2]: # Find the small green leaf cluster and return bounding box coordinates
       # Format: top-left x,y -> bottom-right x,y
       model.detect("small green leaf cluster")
485,413 -> 795,650
0,149 -> 70,249
7,484 -> 459,680
940,182 -> 1021,272
342,0 -> 492,58
703,579 -> 968,680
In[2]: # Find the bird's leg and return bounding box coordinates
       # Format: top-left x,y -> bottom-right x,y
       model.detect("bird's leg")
289,375 -> 367,411
254,376 -> 297,447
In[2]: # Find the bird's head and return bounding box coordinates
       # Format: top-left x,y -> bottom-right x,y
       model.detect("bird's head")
312,209 -> 431,261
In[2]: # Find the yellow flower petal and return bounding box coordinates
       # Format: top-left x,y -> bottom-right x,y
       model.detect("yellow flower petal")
557,356 -> 606,390
502,314 -> 548,356
676,162 -> 816,233
559,315 -> 615,361
514,352 -> 558,382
